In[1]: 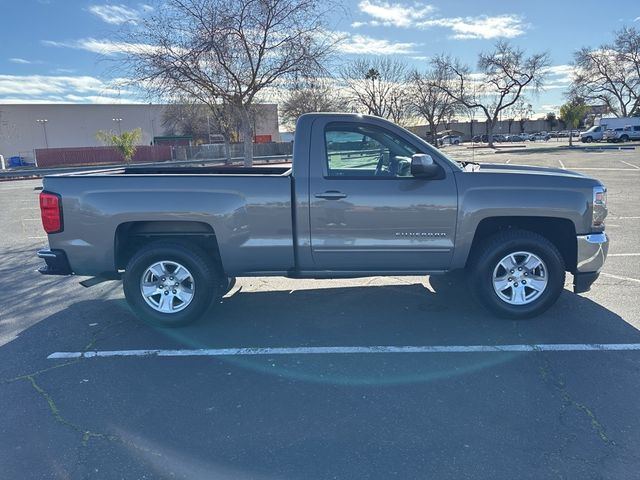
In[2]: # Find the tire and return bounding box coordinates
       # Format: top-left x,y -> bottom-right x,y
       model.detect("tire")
468,230 -> 565,319
123,241 -> 221,327
585,136 -> 593,143
621,135 -> 629,142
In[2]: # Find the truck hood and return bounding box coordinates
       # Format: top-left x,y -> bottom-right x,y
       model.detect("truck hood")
475,162 -> 589,180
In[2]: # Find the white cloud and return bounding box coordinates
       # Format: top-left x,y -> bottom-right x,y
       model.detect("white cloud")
355,1 -> 528,39
0,75 -> 136,103
9,58 -> 36,65
87,3 -> 152,25
541,64 -> 575,89
357,0 -> 435,28
338,34 -> 418,55
419,15 -> 527,39
43,38 -> 154,56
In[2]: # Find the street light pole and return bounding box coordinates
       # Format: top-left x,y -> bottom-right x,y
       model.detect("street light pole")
112,118 -> 123,134
36,119 -> 49,148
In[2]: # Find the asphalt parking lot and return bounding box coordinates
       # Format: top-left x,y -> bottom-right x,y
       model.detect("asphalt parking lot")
1,145 -> 640,479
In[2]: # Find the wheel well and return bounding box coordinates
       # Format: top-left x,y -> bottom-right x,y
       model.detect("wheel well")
115,221 -> 224,274
467,217 -> 577,272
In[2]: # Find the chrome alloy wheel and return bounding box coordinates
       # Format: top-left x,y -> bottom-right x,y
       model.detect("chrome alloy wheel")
140,261 -> 195,313
492,251 -> 548,306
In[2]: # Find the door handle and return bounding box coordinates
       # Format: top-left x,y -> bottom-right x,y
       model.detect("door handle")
315,191 -> 347,200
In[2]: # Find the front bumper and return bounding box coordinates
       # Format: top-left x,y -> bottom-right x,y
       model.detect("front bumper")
574,232 -> 608,293
37,248 -> 73,275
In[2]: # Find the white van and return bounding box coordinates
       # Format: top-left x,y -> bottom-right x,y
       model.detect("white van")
581,116 -> 640,143
580,125 -> 604,143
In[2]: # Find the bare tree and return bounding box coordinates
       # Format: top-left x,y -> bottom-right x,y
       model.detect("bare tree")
571,27 -> 640,117
162,101 -> 245,162
409,64 -> 460,146
505,98 -> 534,134
162,103 -> 210,143
280,78 -> 350,130
341,58 -> 411,125
434,41 -> 550,147
121,0 -> 333,166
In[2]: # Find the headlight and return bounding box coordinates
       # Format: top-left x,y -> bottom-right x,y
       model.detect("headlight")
592,185 -> 607,229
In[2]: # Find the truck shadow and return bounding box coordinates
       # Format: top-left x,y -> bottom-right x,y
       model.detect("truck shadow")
2,275 -> 638,374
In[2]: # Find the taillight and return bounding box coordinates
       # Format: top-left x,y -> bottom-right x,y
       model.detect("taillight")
39,191 -> 63,234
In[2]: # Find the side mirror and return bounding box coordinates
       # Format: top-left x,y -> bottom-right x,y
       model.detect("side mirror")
411,154 -> 439,178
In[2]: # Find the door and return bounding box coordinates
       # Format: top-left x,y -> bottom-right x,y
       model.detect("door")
308,119 -> 458,271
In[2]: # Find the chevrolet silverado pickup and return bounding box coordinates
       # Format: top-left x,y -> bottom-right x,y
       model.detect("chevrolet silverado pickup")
37,113 -> 609,326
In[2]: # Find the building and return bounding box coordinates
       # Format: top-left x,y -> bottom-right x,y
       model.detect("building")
0,103 -> 280,163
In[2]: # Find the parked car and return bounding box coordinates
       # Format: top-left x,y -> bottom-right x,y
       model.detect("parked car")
506,134 -> 525,142
530,132 -> 551,142
438,135 -> 462,146
37,112 -> 609,325
603,125 -> 640,142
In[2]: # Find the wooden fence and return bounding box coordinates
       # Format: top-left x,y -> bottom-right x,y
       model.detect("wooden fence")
35,146 -> 172,168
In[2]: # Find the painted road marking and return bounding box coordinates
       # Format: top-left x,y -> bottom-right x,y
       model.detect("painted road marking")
558,159 -> 565,169
608,253 -> 640,257
47,343 -> 640,359
568,168 -> 640,171
619,160 -> 640,170
600,272 -> 640,284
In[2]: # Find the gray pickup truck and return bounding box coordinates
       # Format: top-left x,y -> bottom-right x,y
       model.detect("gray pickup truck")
37,113 -> 609,326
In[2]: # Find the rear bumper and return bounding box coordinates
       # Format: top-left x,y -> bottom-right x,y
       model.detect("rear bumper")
574,232 -> 608,293
37,249 -> 73,275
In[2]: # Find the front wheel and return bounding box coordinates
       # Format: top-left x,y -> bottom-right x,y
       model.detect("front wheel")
123,241 -> 220,327
468,230 -> 565,319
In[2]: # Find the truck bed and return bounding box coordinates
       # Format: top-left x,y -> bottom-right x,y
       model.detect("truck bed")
60,165 -> 292,177
42,168 -> 295,276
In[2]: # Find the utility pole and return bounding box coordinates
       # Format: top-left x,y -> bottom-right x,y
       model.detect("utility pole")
112,118 -> 123,134
36,119 -> 49,148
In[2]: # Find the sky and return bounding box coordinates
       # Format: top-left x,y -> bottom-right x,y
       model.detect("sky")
1,0 -> 639,117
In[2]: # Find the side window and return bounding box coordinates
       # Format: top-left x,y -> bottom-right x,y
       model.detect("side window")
325,123 -> 418,178
634,126 -> 640,132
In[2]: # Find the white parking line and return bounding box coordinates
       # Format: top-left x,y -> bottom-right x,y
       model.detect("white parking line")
608,253 -> 640,257
600,272 -> 640,284
568,168 -> 640,171
619,160 -> 640,170
47,343 -> 640,359
558,159 -> 565,169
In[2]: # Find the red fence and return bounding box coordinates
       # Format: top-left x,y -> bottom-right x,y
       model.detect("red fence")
35,145 -> 172,168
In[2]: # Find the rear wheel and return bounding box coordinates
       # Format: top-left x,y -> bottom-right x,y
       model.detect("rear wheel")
621,135 -> 629,142
123,241 -> 220,327
585,136 -> 593,143
468,230 -> 565,319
